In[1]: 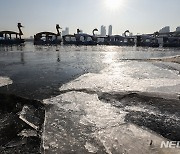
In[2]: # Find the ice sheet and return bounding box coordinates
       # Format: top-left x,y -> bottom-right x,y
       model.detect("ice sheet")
43,61 -> 180,153
60,61 -> 180,99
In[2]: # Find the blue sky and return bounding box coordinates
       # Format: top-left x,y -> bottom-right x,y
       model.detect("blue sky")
0,0 -> 179,37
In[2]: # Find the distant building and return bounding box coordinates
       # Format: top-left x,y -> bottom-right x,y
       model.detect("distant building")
62,27 -> 69,36
79,29 -> 83,34
100,25 -> 106,36
62,31 -> 65,36
176,26 -> 180,32
108,25 -> 112,36
129,32 -> 133,36
159,26 -> 170,33
65,27 -> 69,34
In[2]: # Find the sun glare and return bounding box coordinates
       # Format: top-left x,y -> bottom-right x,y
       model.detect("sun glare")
105,0 -> 122,10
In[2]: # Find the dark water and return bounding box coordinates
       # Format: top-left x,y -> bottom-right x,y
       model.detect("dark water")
0,42 -> 179,100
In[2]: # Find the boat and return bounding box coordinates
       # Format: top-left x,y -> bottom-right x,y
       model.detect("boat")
161,37 -> 180,47
62,29 -> 98,46
34,24 -> 62,45
136,35 -> 159,47
0,23 -> 25,45
108,31 -> 135,46
97,30 -> 135,46
96,36 -> 110,45
108,35 -> 135,46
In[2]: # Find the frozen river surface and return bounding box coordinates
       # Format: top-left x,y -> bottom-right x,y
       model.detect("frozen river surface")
0,44 -> 180,153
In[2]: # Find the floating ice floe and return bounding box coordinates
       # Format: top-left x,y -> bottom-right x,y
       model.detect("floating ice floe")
0,76 -> 12,87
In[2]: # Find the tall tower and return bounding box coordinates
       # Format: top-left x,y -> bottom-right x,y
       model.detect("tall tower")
65,27 -> 69,35
62,27 -> 69,36
108,25 -> 112,36
101,25 -> 106,36
176,26 -> 180,32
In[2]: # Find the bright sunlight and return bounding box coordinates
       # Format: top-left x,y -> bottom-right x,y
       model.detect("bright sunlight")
105,0 -> 123,10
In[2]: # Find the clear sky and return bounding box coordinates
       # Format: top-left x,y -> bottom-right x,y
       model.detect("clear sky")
0,0 -> 179,37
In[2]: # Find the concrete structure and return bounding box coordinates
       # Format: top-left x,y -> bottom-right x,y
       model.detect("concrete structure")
108,25 -> 112,36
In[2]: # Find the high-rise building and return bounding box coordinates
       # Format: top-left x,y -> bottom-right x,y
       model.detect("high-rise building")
100,25 -> 106,36
79,29 -> 83,34
159,26 -> 170,33
176,26 -> 180,32
62,27 -> 69,36
65,27 -> 69,34
129,32 -> 133,36
108,25 -> 112,36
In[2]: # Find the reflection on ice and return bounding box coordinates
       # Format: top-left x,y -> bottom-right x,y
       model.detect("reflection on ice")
102,52 -> 118,64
